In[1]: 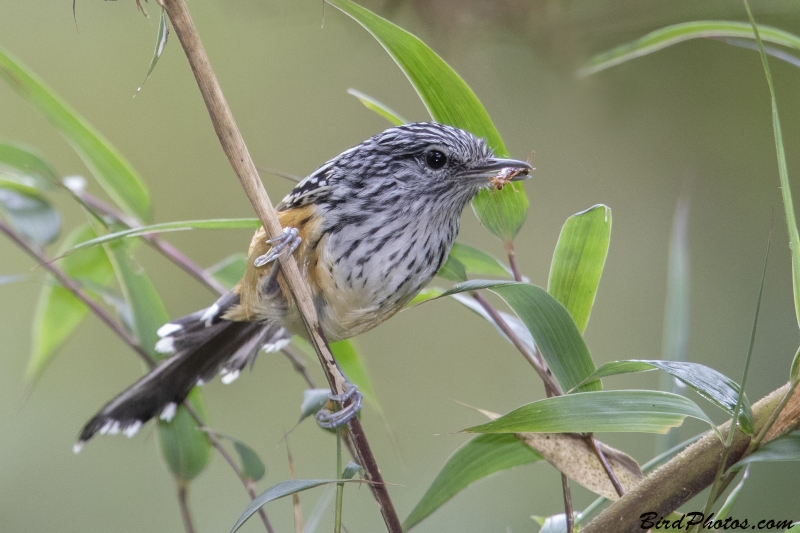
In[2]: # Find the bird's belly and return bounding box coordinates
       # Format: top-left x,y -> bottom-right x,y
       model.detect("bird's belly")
312,230 -> 444,340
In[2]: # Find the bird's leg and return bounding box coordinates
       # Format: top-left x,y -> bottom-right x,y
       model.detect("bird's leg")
315,382 -> 363,429
254,227 -> 302,268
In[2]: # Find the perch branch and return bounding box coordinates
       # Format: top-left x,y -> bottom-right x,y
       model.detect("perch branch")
158,1 -> 401,530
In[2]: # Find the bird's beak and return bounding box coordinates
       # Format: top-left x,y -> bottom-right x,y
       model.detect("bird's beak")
464,158 -> 533,183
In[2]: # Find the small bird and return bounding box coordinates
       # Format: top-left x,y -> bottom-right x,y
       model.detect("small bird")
74,122 -> 531,451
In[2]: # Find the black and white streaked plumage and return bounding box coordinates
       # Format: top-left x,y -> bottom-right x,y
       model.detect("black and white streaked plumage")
74,122 -> 532,450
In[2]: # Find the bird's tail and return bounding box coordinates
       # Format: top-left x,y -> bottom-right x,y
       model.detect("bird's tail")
74,294 -> 289,452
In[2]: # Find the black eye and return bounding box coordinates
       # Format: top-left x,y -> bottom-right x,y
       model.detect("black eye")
425,150 -> 447,170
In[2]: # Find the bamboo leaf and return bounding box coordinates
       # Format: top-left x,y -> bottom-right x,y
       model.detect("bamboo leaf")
135,8 -> 169,96
330,339 -> 381,413
0,177 -> 61,244
28,225 -> 114,380
403,434 -> 542,531
231,479 -> 353,533
341,461 -> 363,479
346,88 -> 406,126
438,280 -> 599,393
0,45 -> 151,220
63,218 -> 260,255
0,142 -> 59,188
300,389 -> 332,421
734,434 -> 800,468
437,254 -> 467,282
464,391 -> 716,435
580,21 -> 800,77
326,0 -> 528,242
447,242 -> 513,279
575,360 -> 753,435
206,253 -> 247,290
547,205 -> 611,333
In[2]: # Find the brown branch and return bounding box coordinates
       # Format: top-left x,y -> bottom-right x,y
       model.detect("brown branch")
73,190 -> 229,295
158,1 -> 402,530
176,482 -> 197,533
582,383 -> 800,533
1,219 -> 278,533
0,218 -> 155,366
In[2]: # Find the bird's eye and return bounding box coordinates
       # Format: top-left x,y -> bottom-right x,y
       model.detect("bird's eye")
425,150 -> 448,170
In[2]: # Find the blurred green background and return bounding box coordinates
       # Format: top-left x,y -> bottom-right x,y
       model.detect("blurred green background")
2,1 -> 800,531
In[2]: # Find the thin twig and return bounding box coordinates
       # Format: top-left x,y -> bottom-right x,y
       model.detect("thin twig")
2,218 -> 278,533
159,1 -> 401,530
505,242 -> 523,284
584,435 -> 624,497
561,475 -> 574,533
176,482 -> 197,533
0,218 -> 155,366
74,190 -> 229,295
285,436 -> 304,533
281,347 -> 317,388
191,409 -> 276,533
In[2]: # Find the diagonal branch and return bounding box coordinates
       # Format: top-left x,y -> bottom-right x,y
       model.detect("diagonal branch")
157,1 -> 402,530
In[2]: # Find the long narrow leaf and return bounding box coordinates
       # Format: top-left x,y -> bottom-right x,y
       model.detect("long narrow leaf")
346,88 -> 406,126
63,218 -> 260,255
464,390 -> 716,435
28,225 -> 114,380
733,435 -> 800,468
576,360 -> 753,434
404,434 -> 541,531
0,177 -> 61,244
0,45 -> 151,220
0,142 -> 59,188
326,0 -> 528,242
135,8 -> 169,96
231,479 -> 353,533
547,205 -> 611,333
438,280 -> 599,393
580,21 -> 800,77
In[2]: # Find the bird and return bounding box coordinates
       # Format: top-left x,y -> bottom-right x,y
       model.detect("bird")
73,122 -> 532,452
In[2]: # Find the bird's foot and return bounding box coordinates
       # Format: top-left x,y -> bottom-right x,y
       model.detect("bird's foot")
254,227 -> 301,267
315,383 -> 363,429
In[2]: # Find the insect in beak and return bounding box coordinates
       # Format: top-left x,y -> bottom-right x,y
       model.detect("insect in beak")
464,157 -> 533,189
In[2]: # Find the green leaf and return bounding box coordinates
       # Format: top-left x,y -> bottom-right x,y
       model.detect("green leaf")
0,45 -> 151,220
437,254 -> 467,282
102,231 -> 210,481
575,360 -> 754,435
464,390 -> 716,435
157,388 -> 211,483
231,479 -> 352,533
448,242 -> 513,279
341,461 -> 363,480
547,205 -> 611,333
63,218 -> 260,255
407,286 -> 443,306
734,434 -> 800,468
330,339 -> 381,413
403,434 -> 542,531
0,177 -> 60,244
346,88 -> 406,126
135,8 -> 169,96
207,253 -> 247,290
438,280 -> 599,393
791,346 -> 800,385
232,440 -> 266,482
743,14 -> 800,333
579,21 -> 800,77
301,388 -> 333,421
27,225 -> 114,380
0,142 -> 59,188
326,0 -> 528,242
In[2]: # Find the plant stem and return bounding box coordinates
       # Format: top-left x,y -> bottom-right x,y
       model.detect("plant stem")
281,347 -> 318,388
561,474 -> 574,533
335,426 -> 345,533
159,1 -> 401,530
1,219 -> 278,533
176,482 -> 197,533
73,189 -> 229,295
584,435 -> 624,497
0,218 -> 155,366
505,242 -> 523,283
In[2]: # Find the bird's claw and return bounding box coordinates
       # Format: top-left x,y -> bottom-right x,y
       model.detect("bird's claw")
315,384 -> 363,429
254,227 -> 301,267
